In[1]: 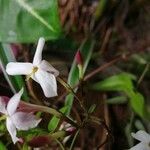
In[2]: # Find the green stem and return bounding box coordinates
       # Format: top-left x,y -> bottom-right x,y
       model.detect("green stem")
21,101 -> 79,128
55,139 -> 65,150
57,77 -> 86,113
50,130 -> 66,139
69,129 -> 80,150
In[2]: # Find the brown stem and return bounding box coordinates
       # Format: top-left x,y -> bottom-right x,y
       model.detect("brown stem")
58,54 -> 129,101
57,77 -> 87,113
83,54 -> 127,81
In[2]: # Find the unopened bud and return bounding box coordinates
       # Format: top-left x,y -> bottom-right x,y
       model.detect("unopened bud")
75,50 -> 83,66
75,50 -> 84,79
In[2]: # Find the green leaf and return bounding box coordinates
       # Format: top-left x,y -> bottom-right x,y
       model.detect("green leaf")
129,92 -> 145,118
134,119 -> 145,131
88,104 -> 96,113
91,73 -> 135,92
91,73 -> 148,119
94,0 -> 108,19
22,143 -> 30,150
65,39 -> 95,115
48,106 -> 68,132
107,96 -> 127,104
0,0 -> 62,43
0,43 -> 29,100
0,141 -> 7,150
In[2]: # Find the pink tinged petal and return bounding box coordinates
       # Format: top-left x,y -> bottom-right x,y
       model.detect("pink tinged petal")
11,112 -> 41,130
39,60 -> 59,77
35,70 -> 57,97
0,97 -> 7,114
130,142 -> 150,150
6,62 -> 33,75
131,130 -> 150,143
33,37 -> 45,65
7,88 -> 24,116
6,118 -> 19,144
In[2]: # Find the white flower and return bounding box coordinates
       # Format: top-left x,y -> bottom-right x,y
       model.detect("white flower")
130,130 -> 150,150
6,37 -> 59,98
0,89 -> 41,144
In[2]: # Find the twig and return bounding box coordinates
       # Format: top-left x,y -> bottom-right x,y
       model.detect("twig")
58,54 -> 129,101
83,54 -> 126,81
57,77 -> 87,113
69,129 -> 80,150
137,63 -> 149,86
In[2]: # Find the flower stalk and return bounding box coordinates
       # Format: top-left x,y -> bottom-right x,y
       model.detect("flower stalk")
20,101 -> 79,128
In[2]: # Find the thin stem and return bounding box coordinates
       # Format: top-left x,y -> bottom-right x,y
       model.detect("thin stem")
88,116 -> 112,148
84,54 -> 127,81
58,54 -> 129,101
137,63 -> 149,86
69,129 -> 80,150
97,132 -> 109,149
26,80 -> 43,105
57,77 -> 86,113
20,101 -> 79,128
0,59 -> 16,94
55,139 -> 66,150
90,116 -> 111,135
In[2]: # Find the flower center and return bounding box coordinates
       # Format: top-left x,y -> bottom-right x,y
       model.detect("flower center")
26,66 -> 38,81
32,66 -> 38,73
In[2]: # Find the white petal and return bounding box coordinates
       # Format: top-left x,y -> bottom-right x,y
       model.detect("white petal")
35,70 -> 57,97
7,88 -> 24,116
6,117 -> 19,144
131,130 -> 150,143
0,97 -> 7,114
39,60 -> 59,77
11,112 -> 41,130
33,37 -> 45,65
130,142 -> 150,150
6,62 -> 33,75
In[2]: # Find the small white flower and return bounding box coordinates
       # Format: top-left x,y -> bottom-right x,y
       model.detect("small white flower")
130,130 -> 150,150
6,37 -> 59,98
0,89 -> 41,144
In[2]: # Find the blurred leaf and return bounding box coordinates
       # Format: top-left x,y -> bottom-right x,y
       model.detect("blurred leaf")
91,73 -> 147,119
91,73 -> 135,92
18,128 -> 47,138
129,92 -> 145,118
132,54 -> 147,65
94,0 -> 108,19
22,143 -> 30,150
125,123 -> 134,147
65,39 -> 95,115
0,141 -> 7,150
48,106 -> 67,132
134,120 -> 145,131
0,0 -> 61,43
88,104 -> 96,113
107,96 -> 127,104
0,43 -> 28,100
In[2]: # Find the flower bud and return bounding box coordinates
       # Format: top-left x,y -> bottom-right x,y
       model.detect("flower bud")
75,50 -> 84,79
75,50 -> 83,66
